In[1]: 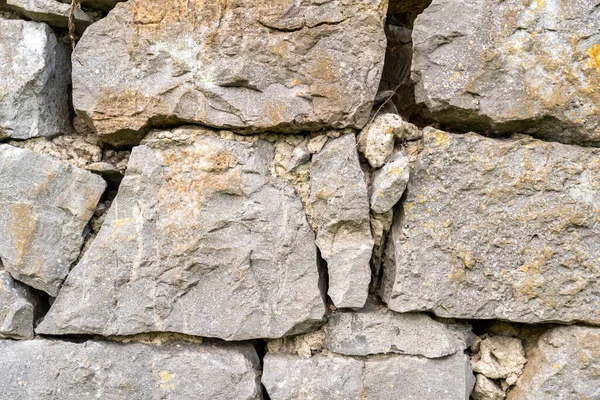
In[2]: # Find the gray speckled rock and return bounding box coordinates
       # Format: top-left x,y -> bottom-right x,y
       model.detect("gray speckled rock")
37,128 -> 325,340
0,269 -> 39,340
0,339 -> 261,399
508,326 -> 600,400
382,127 -> 600,324
0,145 -> 106,296
0,20 -> 70,140
7,0 -> 92,32
310,134 -> 373,308
263,352 -> 474,400
412,0 -> 600,145
323,302 -> 473,358
370,152 -> 410,213
71,0 -> 388,145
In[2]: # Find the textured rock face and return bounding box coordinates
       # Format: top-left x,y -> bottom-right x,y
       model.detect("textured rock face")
324,302 -> 472,358
508,326 -> 600,399
7,0 -> 93,32
0,145 -> 106,296
472,335 -> 527,385
263,352 -> 475,400
37,128 -> 325,340
0,339 -> 261,399
0,269 -> 39,339
412,0 -> 600,145
0,20 -> 70,140
71,0 -> 388,145
383,128 -> 600,324
370,152 -> 410,213
310,134 -> 373,308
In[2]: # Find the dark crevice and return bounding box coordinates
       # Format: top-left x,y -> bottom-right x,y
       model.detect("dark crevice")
316,248 -> 334,311
253,339 -> 271,400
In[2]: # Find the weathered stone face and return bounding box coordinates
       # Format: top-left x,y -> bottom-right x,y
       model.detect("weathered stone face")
412,0 -> 600,145
323,302 -> 473,358
0,339 -> 261,399
310,134 -> 373,308
0,145 -> 106,296
508,326 -> 600,399
0,20 -> 71,140
0,269 -> 39,340
7,0 -> 93,33
71,0 -> 388,145
382,128 -> 600,324
37,128 -> 325,340
263,352 -> 475,400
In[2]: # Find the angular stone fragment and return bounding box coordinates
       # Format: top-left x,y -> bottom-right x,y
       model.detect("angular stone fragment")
0,145 -> 106,296
37,128 -> 325,340
263,352 -> 474,400
310,134 -> 373,308
472,335 -> 527,385
324,301 -> 472,358
7,0 -> 92,32
71,0 -> 388,145
0,20 -> 70,140
472,375 -> 505,400
0,269 -> 39,340
412,0 -> 600,145
357,114 -> 398,168
370,152 -> 409,213
383,128 -> 600,324
508,326 -> 600,399
0,339 -> 261,399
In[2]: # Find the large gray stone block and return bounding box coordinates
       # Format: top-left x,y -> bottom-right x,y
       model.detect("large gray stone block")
382,128 -> 600,324
412,0 -> 600,145
0,145 -> 106,296
0,20 -> 71,140
71,0 -> 388,145
0,339 -> 261,399
37,128 -> 325,340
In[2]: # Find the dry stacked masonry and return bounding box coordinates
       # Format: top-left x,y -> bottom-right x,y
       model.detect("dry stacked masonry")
0,0 -> 599,398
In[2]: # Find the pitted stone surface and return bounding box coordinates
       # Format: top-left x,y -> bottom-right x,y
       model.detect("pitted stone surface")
370,152 -> 410,213
0,339 -> 261,399
37,128 -> 325,340
0,19 -> 70,140
382,127 -> 600,324
324,302 -> 473,358
0,145 -> 106,296
310,133 -> 373,308
263,352 -> 475,400
412,0 -> 600,145
71,0 -> 388,145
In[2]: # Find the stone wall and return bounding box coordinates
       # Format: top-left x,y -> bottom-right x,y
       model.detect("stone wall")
0,0 -> 599,398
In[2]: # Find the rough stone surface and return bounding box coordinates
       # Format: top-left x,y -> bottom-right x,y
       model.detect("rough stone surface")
472,335 -> 527,385
7,0 -> 92,32
37,128 -> 325,340
508,326 -> 600,400
382,127 -> 600,324
324,301 -> 473,358
263,352 -> 475,400
0,339 -> 261,399
412,0 -> 600,145
71,0 -> 388,145
0,269 -> 39,340
472,375 -> 506,400
370,152 -> 410,213
357,114 -> 399,168
0,145 -> 106,296
0,20 -> 70,140
310,134 -> 373,308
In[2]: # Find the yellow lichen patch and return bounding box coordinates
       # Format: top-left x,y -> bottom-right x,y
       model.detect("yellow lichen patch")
8,203 -> 37,267
159,370 -> 176,391
586,45 -> 600,72
428,129 -> 452,150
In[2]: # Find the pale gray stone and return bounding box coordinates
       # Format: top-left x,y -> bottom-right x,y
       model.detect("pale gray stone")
7,0 -> 92,32
472,335 -> 527,385
370,152 -> 410,213
412,0 -> 600,145
0,20 -> 70,140
71,0 -> 388,145
382,128 -> 600,324
263,352 -> 474,400
357,114 -> 400,168
472,375 -> 506,400
508,326 -> 600,400
0,145 -> 106,296
324,302 -> 473,358
310,134 -> 373,309
0,339 -> 261,399
37,128 -> 325,340
0,269 -> 39,340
